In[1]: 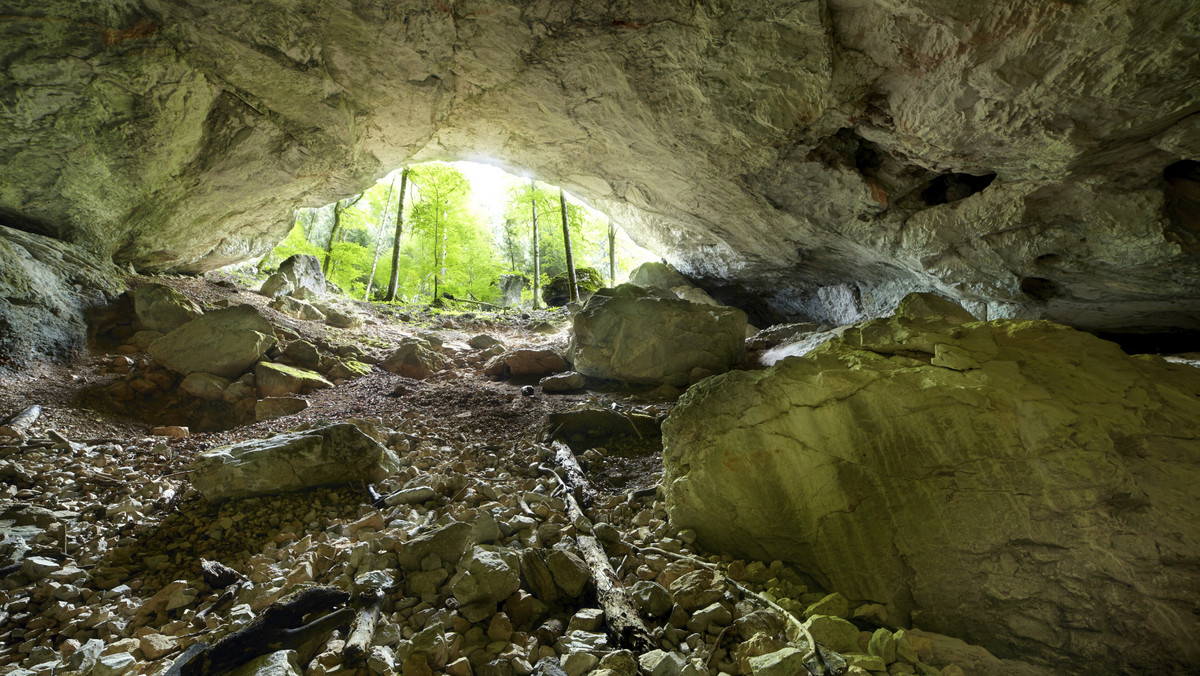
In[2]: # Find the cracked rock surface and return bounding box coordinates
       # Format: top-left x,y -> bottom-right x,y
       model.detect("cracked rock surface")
662,294 -> 1200,673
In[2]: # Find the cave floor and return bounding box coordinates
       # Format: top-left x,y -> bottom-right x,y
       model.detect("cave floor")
3,274 -> 797,675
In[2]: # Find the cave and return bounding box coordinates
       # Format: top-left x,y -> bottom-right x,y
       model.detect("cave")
1,2 -> 1198,676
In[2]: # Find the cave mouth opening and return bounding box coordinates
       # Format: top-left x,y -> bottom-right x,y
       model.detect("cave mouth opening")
262,160 -> 658,307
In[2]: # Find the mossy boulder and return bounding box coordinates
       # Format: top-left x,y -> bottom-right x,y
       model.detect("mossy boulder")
542,267 -> 604,307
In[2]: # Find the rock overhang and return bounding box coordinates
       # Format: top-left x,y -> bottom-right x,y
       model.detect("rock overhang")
0,0 -> 1196,332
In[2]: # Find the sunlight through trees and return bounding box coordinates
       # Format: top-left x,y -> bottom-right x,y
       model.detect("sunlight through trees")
264,162 -> 655,306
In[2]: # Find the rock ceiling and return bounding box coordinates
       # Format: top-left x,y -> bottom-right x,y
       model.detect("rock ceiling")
1,0 -> 1197,329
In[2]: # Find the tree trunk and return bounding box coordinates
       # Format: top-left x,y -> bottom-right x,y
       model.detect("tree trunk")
608,217 -> 616,287
440,205 -> 448,297
364,174 -> 399,300
560,187 -> 579,303
384,169 -> 409,301
432,201 -> 442,300
531,179 -> 540,310
323,194 -> 363,277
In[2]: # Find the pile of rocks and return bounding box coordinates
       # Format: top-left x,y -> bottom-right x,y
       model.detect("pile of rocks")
93,283 -> 380,427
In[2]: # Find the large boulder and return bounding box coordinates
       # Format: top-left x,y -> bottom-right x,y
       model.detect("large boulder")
131,283 -> 202,333
148,304 -> 276,378
542,267 -> 603,307
192,423 -> 400,501
381,338 -> 447,380
661,293 -> 1200,674
628,261 -> 720,306
628,261 -> 691,290
568,284 -> 747,386
276,255 -> 325,299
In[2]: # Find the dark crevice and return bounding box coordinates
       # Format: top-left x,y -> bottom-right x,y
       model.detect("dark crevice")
1095,329 -> 1200,355
919,172 -> 997,206
1019,276 -> 1057,302
0,209 -> 62,240
1163,159 -> 1200,252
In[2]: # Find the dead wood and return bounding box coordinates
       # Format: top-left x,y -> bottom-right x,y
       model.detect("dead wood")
342,587 -> 385,665
0,405 -> 41,438
548,440 -> 653,652
552,440 -> 595,509
171,586 -> 352,676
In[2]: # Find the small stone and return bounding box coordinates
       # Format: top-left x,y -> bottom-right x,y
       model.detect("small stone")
560,652 -> 599,676
21,556 -> 62,581
469,335 -> 503,349
547,549 -> 590,598
567,607 -> 605,633
180,372 -> 231,400
804,592 -> 849,619
804,615 -> 861,653
487,613 -> 513,642
844,653 -> 887,672
228,650 -> 303,676
540,371 -> 586,393
869,628 -> 897,663
893,629 -> 921,664
139,633 -> 177,660
747,648 -> 806,676
631,581 -> 672,618
92,653 -> 137,676
686,602 -> 732,633
597,651 -> 638,676
151,425 -> 189,438
446,657 -> 473,676
367,645 -> 395,675
325,308 -> 362,329
254,396 -> 309,421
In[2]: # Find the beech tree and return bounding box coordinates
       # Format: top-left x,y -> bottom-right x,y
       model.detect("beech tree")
383,168 -> 409,301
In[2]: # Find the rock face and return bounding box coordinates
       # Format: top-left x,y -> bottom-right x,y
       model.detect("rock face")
661,294 -> 1200,673
148,304 -> 276,378
569,285 -> 746,386
2,2 -> 1197,330
192,423 -> 400,501
0,226 -> 122,365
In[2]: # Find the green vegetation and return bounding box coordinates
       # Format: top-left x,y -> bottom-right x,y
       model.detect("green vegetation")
262,161 -> 654,307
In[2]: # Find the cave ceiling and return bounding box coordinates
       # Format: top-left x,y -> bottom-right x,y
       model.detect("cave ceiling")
0,0 -> 1197,329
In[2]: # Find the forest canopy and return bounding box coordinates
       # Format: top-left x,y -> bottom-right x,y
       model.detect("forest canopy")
262,162 -> 655,306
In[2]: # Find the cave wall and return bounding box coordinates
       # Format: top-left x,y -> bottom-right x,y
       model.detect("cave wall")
0,0 -> 1197,330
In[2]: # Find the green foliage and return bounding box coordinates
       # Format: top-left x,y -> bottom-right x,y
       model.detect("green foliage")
260,221 -> 324,270
263,161 -> 655,308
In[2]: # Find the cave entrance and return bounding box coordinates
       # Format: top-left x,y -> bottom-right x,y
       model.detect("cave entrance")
260,161 -> 657,310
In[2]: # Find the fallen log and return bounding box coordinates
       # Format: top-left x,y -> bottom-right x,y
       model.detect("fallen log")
170,586 -> 352,676
547,441 -> 652,652
0,405 -> 41,438
551,440 -> 595,509
342,587 -> 384,666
